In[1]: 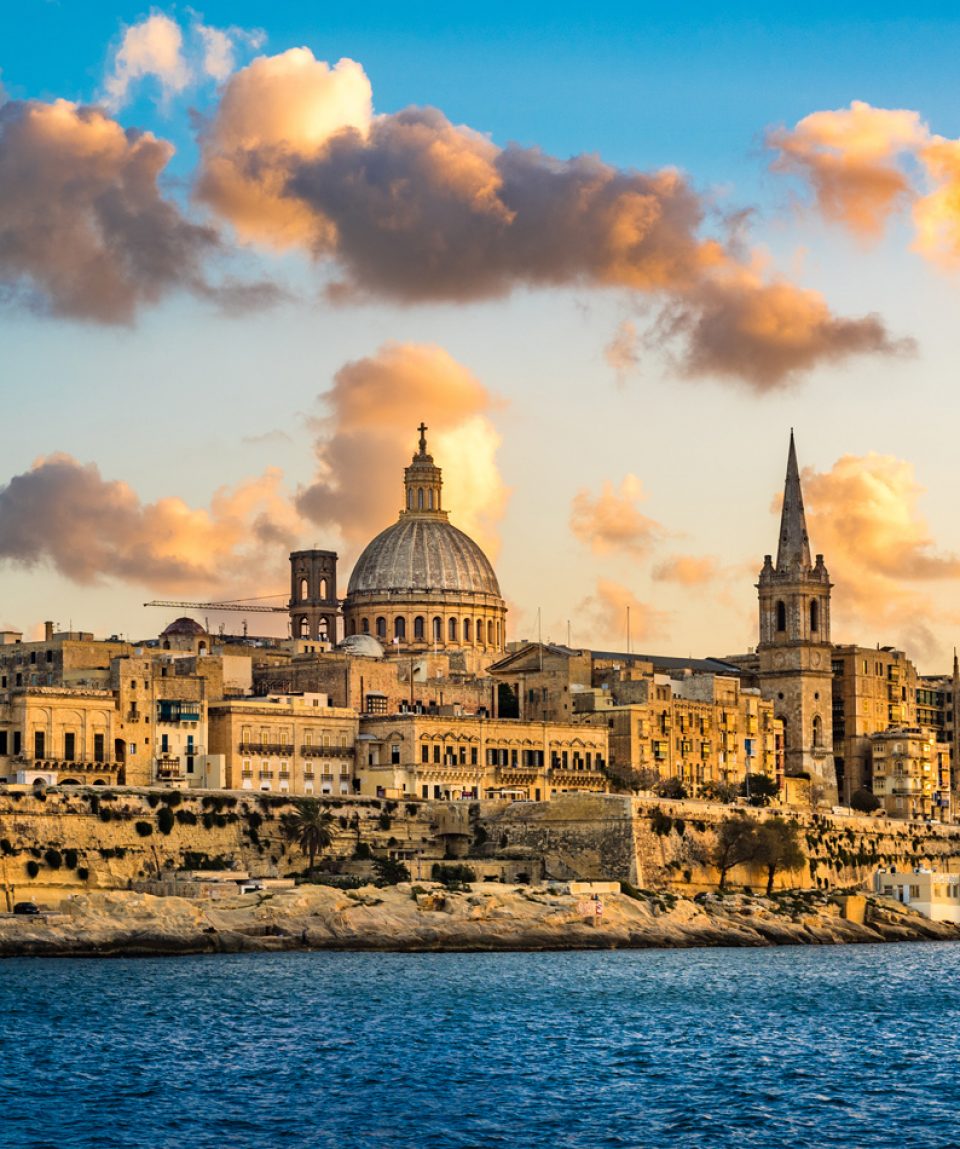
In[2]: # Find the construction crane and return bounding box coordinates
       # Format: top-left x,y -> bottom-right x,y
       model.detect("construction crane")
143,595 -> 289,614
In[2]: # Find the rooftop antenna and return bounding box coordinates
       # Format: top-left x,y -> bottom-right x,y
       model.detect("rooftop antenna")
567,619 -> 571,648
537,608 -> 543,671
626,606 -> 631,655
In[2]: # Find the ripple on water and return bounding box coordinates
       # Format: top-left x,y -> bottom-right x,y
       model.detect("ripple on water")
2,945 -> 960,1148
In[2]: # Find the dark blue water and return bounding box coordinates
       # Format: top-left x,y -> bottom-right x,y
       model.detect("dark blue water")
1,944 -> 958,1148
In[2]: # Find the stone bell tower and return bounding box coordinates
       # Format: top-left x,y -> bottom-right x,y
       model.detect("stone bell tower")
757,432 -> 837,803
289,550 -> 339,643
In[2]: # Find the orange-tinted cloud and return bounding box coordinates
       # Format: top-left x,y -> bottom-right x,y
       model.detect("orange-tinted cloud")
577,578 -> 667,648
800,453 -> 960,663
770,99 -> 960,269
296,342 -> 508,561
195,49 -> 903,389
570,475 -> 663,557
769,101 -> 924,237
603,319 -> 641,385
0,454 -> 300,591
652,554 -> 720,585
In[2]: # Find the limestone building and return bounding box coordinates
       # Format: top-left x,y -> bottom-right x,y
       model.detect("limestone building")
870,728 -> 951,821
342,426 -> 507,670
755,434 -> 837,803
355,712 -> 608,801
289,550 -> 339,643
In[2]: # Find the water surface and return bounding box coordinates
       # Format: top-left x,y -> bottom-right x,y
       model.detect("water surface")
1,944 -> 956,1148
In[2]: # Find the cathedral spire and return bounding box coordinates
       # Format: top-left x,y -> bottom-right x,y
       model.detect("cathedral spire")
776,429 -> 812,572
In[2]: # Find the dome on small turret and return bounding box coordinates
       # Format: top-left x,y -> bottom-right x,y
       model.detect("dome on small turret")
337,634 -> 385,659
161,616 -> 207,637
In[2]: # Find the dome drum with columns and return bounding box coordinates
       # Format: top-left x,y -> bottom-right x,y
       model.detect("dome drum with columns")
342,425 -> 507,661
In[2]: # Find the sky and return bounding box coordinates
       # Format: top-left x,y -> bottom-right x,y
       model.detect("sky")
3,2 -> 960,671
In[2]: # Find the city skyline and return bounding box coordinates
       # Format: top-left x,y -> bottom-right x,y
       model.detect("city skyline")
4,4 -> 960,670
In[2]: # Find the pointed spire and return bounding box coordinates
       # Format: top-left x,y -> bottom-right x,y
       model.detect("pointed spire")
776,429 -> 812,572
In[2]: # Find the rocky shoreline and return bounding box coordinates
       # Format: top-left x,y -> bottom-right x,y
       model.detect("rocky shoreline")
1,882 -> 958,957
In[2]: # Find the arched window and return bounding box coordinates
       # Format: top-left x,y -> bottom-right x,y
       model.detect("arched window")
395,616 -> 406,640
813,715 -> 823,747
376,617 -> 387,639
319,578 -> 327,600
428,489 -> 434,509
449,618 -> 458,642
318,618 -> 329,640
414,616 -> 425,640
299,577 -> 309,601
361,618 -> 370,634
477,618 -> 484,645
464,619 -> 472,642
487,620 -> 495,645
408,488 -> 414,509
418,488 -> 424,509
299,617 -> 309,638
810,599 -> 819,633
776,601 -> 786,632
496,620 -> 501,646
433,617 -> 442,642
348,618 -> 357,636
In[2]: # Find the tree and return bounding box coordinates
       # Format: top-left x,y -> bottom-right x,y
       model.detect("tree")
741,773 -> 779,807
373,856 -> 410,885
753,817 -> 805,895
655,777 -> 687,800
851,788 -> 881,814
711,815 -> 759,890
282,798 -> 334,875
604,765 -> 660,794
700,780 -> 739,804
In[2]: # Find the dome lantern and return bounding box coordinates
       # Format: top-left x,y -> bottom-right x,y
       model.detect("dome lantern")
402,422 -> 446,517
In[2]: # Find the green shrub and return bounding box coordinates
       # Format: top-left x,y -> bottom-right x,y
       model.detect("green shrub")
156,806 -> 175,835
175,809 -> 197,826
246,811 -> 263,830
147,793 -> 161,809
432,863 -> 476,887
674,818 -> 686,837
378,812 -> 392,831
63,849 -> 78,870
353,842 -> 372,860
98,808 -> 113,823
44,848 -> 62,869
25,860 -> 40,878
134,821 -> 153,837
202,813 -> 214,831
373,857 -> 410,885
651,809 -> 673,837
0,839 -> 13,856
406,803 -> 419,817
163,791 -> 183,807
76,867 -> 89,881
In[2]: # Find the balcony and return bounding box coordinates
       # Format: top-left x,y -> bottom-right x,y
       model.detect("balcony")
300,744 -> 354,758
155,757 -> 184,781
238,743 -> 290,756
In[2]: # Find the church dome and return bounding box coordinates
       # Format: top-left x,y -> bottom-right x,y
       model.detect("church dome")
161,616 -> 207,637
336,633 -> 385,659
347,517 -> 501,597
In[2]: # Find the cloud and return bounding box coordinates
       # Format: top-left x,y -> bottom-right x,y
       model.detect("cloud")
195,49 -> 902,389
769,99 -> 960,268
657,267 -> 914,389
577,578 -> 667,648
798,453 -> 960,663
0,455 -> 300,591
0,98 -> 282,324
570,474 -> 662,557
103,12 -> 266,108
768,101 -> 925,238
652,554 -> 720,585
295,342 -> 508,560
104,12 -> 190,109
604,319 -> 641,385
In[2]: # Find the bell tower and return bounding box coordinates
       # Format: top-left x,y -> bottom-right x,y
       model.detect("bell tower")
757,432 -> 837,803
289,549 -> 339,643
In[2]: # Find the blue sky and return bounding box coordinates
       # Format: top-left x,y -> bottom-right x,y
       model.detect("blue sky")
3,2 -> 960,668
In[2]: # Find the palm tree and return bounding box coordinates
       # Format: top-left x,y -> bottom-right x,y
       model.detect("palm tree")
282,798 -> 334,875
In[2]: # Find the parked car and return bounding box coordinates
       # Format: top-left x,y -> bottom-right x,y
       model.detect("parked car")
12,902 -> 41,915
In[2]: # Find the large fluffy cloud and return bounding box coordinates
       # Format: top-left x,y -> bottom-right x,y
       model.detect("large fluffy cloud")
0,455 -> 300,591
0,99 -> 217,322
195,48 -> 904,389
296,342 -> 508,560
569,475 -> 663,557
576,579 -> 667,648
799,453 -> 960,664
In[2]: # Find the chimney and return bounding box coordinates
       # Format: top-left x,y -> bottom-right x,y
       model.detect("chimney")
44,621 -> 54,641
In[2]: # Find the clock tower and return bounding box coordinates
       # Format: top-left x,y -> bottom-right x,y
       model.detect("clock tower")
757,432 -> 837,803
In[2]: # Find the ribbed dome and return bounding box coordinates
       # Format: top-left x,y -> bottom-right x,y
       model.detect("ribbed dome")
161,616 -> 207,636
347,518 -> 501,597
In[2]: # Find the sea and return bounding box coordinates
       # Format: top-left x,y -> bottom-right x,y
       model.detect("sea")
1,943 -> 957,1149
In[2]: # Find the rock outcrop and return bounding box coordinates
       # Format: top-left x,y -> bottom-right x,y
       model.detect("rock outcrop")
1,884 -> 956,957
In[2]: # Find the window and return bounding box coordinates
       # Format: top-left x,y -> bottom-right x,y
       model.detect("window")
408,488 -> 414,509
361,618 -> 370,634
299,577 -> 309,601
64,732 -> 76,761
449,618 -> 458,642
418,488 -> 424,509
376,617 -> 386,639
34,730 -> 45,759
13,732 -> 20,756
776,601 -> 786,632
299,617 -> 309,638
395,616 -> 406,640
477,619 -> 484,644
464,619 -> 472,642
391,744 -> 401,765
421,745 -> 429,763
94,733 -> 105,762
0,732 -> 6,755
414,616 -> 425,640
812,716 -> 823,748
319,578 -> 328,599
428,489 -> 435,509
433,617 -> 442,642
810,599 -> 819,632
